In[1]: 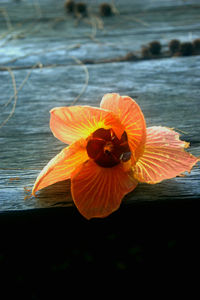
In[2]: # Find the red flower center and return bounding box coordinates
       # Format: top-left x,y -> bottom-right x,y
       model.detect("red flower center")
86,128 -> 131,168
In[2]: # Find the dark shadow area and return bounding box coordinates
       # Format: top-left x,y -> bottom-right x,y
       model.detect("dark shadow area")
1,198 -> 200,296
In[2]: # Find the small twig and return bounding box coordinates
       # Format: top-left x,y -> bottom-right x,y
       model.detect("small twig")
0,8 -> 13,31
0,67 -> 17,129
0,63 -> 40,129
33,0 -> 42,18
89,16 -> 97,40
48,16 -> 67,29
0,20 -> 41,48
131,16 -> 149,27
0,26 -> 18,41
1,62 -> 39,110
2,44 -> 81,65
174,128 -> 189,135
95,16 -> 104,31
0,64 -> 58,71
111,0 -> 120,15
84,15 -> 103,45
70,56 -> 89,105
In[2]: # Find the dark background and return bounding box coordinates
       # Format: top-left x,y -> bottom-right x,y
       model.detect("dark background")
1,200 -> 200,297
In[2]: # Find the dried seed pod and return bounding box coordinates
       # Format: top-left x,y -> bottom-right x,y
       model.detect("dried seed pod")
100,3 -> 113,16
180,42 -> 194,56
149,41 -> 162,55
75,2 -> 87,16
193,38 -> 200,53
168,39 -> 181,54
65,0 -> 75,13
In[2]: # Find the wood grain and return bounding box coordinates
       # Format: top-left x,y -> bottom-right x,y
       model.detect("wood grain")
0,0 -> 200,212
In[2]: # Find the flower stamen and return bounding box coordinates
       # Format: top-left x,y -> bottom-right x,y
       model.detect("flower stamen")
86,128 -> 131,168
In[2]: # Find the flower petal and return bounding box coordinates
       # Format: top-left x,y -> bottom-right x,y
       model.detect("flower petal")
32,139 -> 88,195
50,105 -> 124,145
134,126 -> 199,184
71,160 -> 137,219
100,93 -> 146,163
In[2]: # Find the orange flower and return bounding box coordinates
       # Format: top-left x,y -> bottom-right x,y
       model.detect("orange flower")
32,93 -> 199,219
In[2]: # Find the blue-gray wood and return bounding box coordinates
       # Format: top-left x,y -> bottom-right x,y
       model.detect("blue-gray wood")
0,0 -> 200,212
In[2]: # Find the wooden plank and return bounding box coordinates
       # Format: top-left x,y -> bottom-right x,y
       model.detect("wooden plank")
0,0 -> 200,212
1,0 -> 200,67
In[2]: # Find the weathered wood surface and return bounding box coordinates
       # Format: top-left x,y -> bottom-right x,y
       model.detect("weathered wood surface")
0,0 -> 200,212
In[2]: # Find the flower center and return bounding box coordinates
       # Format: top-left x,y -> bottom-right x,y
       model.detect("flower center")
86,128 -> 131,168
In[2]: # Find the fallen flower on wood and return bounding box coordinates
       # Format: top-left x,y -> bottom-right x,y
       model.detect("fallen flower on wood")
32,93 -> 199,219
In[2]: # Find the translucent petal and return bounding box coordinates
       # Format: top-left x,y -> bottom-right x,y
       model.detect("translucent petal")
71,160 -> 137,219
50,105 -> 124,145
32,139 -> 88,195
100,93 -> 146,163
134,126 -> 199,183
